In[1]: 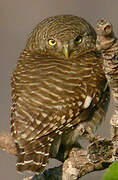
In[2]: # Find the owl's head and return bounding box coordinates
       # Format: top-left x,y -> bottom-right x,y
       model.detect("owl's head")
26,15 -> 96,59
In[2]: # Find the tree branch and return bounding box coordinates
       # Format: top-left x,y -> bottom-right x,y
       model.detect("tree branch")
31,139 -> 114,180
0,132 -> 16,155
0,132 -> 115,180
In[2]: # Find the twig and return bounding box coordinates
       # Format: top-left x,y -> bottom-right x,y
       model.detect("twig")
0,132 -> 16,155
0,131 -> 114,180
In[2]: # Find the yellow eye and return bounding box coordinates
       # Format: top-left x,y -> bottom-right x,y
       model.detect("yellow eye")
74,35 -> 82,44
48,39 -> 57,46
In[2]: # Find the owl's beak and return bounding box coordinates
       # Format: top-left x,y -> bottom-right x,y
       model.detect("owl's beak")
63,45 -> 69,59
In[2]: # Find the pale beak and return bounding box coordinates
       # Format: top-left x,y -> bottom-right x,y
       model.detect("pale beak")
63,45 -> 69,59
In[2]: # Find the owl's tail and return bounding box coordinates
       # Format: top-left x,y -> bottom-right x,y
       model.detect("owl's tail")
16,136 -> 51,174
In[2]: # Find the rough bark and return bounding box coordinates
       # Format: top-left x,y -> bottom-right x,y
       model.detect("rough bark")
0,132 -> 115,180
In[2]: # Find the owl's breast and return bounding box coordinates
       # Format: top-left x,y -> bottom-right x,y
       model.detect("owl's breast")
11,54 -> 107,140
12,56 -> 105,120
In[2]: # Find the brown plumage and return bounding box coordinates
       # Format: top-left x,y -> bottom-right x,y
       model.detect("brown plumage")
11,15 -> 110,174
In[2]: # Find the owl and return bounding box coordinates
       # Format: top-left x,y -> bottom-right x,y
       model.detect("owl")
11,15 -> 110,174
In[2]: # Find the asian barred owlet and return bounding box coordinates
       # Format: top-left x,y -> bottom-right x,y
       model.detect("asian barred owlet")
11,15 -> 110,174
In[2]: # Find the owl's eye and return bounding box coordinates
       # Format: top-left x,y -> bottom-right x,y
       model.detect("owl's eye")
48,39 -> 57,46
74,35 -> 82,44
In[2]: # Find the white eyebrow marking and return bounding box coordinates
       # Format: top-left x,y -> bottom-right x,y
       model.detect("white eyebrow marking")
83,95 -> 92,109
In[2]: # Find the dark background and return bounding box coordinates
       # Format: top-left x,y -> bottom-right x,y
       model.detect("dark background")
0,0 -> 116,179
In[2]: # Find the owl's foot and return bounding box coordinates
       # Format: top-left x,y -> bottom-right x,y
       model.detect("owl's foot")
87,138 -> 113,163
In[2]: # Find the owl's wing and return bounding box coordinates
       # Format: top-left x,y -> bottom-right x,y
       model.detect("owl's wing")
11,54 -> 109,173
